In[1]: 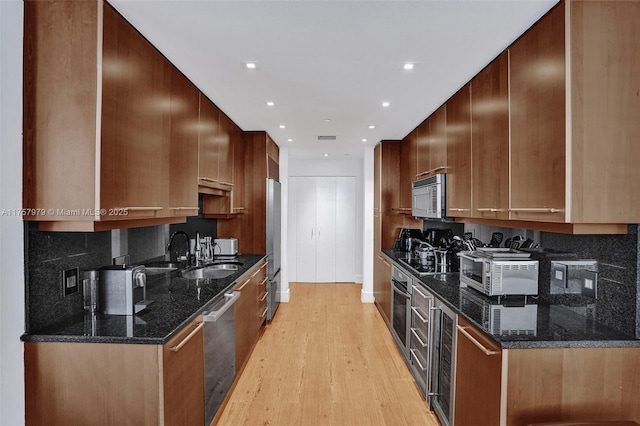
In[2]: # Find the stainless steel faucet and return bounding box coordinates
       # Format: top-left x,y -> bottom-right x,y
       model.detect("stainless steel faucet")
167,231 -> 191,262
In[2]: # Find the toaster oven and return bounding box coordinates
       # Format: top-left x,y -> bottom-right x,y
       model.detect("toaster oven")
459,251 -> 539,297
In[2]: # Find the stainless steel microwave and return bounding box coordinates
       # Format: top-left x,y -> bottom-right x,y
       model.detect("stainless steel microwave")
459,251 -> 539,297
412,174 -> 446,219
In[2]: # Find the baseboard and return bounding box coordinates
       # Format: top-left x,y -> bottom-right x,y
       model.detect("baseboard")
279,288 -> 290,303
361,289 -> 375,303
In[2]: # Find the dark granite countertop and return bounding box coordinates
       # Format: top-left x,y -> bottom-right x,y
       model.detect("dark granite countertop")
382,250 -> 640,349
21,254 -> 266,345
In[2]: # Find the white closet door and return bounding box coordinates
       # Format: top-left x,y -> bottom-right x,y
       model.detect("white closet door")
335,177 -> 356,282
295,177 -> 317,282
315,177 -> 337,282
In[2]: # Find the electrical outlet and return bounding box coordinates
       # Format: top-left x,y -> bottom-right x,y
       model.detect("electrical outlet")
581,269 -> 598,299
61,268 -> 79,297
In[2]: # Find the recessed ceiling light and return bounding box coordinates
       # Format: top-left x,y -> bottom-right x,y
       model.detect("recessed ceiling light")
323,153 -> 330,157
287,138 -> 293,142
382,102 -> 390,107
362,138 -> 368,142
266,101 -> 275,107
279,124 -> 286,129
403,63 -> 415,70
369,125 -> 376,129
324,118 -> 332,123
243,62 -> 257,69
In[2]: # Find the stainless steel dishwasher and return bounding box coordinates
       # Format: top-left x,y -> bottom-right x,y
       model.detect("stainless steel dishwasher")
203,291 -> 240,426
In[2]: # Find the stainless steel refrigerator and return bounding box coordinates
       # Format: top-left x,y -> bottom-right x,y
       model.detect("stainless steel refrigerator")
266,178 -> 281,321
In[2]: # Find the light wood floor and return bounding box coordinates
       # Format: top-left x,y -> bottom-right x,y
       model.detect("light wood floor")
216,283 -> 440,426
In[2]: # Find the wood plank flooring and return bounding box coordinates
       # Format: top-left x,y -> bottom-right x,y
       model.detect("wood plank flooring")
216,283 -> 440,426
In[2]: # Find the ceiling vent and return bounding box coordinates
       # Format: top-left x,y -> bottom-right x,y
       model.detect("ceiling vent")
317,135 -> 337,141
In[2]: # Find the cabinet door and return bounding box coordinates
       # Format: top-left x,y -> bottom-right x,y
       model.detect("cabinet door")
198,95 -> 221,185
217,112 -> 236,186
429,105 -> 447,174
163,321 -> 205,426
454,317 -> 502,426
400,129 -> 418,210
234,277 -> 254,371
471,52 -> 510,220
509,3 -> 566,222
101,3 -> 171,218
169,68 -> 199,216
374,253 -> 391,325
445,84 -> 472,217
316,177 -> 337,282
295,177 -> 317,282
416,121 -> 431,178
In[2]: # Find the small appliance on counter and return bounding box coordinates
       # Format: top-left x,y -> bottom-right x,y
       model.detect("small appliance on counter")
393,228 -> 423,252
214,238 -> 238,256
213,238 -> 238,256
99,265 -> 151,315
459,248 -> 539,297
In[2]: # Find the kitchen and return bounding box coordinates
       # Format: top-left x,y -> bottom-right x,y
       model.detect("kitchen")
2,0 -> 640,425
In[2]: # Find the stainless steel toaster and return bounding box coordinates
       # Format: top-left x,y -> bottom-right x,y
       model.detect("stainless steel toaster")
99,265 -> 149,315
214,238 -> 238,256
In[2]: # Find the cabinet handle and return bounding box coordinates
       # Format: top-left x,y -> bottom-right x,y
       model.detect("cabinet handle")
169,322 -> 204,352
476,208 -> 506,212
509,207 -> 564,213
259,291 -> 268,302
411,307 -> 428,324
427,166 -> 447,175
199,177 -> 216,182
377,254 -> 390,267
169,206 -> 199,211
259,277 -> 268,286
448,208 -> 470,212
410,327 -> 427,347
410,349 -> 427,371
412,285 -> 431,300
251,269 -> 261,278
117,206 -> 163,211
259,307 -> 268,318
236,278 -> 250,291
457,325 -> 500,356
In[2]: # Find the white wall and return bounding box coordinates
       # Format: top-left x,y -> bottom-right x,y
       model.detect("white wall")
361,149 -> 375,303
279,148 -> 290,302
0,1 -> 26,424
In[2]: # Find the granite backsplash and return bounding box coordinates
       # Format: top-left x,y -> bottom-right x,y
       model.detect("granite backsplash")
24,202 -> 218,333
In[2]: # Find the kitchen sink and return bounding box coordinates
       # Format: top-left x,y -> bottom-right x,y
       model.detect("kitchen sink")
180,264 -> 238,280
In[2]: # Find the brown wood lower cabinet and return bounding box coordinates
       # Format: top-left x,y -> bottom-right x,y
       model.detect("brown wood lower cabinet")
234,260 -> 267,373
454,317 -> 502,426
373,253 -> 391,325
24,319 -> 204,426
454,317 -> 640,425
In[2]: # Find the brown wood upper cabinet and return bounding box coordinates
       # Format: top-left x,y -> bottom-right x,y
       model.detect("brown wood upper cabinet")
23,0 -> 199,231
198,94 -> 237,194
471,52 -> 510,220
216,132 -> 279,254
399,129 -> 418,212
445,84 -> 472,218
508,0 -> 640,229
416,105 -> 447,179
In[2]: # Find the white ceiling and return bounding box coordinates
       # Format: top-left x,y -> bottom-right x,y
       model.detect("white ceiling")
109,0 -> 558,159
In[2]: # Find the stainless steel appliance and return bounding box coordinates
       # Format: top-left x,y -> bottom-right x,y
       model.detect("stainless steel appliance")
214,238 -> 238,256
203,291 -> 240,426
429,298 -> 457,426
391,265 -> 412,359
459,287 -> 538,337
412,174 -> 447,219
266,178 -> 281,321
459,249 -> 539,297
99,265 -> 150,315
409,283 -> 433,397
